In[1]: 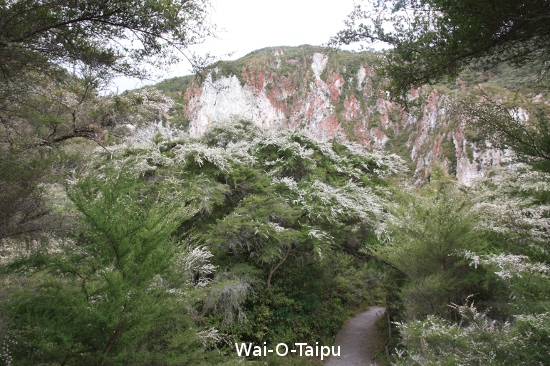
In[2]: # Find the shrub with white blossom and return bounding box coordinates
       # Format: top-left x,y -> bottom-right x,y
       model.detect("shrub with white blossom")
1,118 -> 406,363
389,167 -> 550,365
395,302 -> 550,365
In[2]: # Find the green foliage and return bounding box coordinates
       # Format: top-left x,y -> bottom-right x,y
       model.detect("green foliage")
161,120 -> 405,348
2,157 -> 215,365
372,177 -> 494,320
232,253 -> 380,347
462,93 -> 550,173
455,62 -> 546,93
441,137 -> 457,175
0,119 -> 406,364
384,167 -> 550,364
331,0 -> 550,102
0,0 -> 214,80
466,168 -> 550,313
154,75 -> 195,94
396,304 -> 550,365
0,150 -> 53,240
465,144 -> 475,163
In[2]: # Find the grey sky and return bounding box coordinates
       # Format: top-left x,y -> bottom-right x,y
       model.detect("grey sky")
115,0 -> 357,91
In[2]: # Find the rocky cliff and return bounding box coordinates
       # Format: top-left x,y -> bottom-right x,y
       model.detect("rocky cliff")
156,45 -> 546,184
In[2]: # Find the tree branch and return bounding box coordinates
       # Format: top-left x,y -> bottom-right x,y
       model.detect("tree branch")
266,245 -> 292,290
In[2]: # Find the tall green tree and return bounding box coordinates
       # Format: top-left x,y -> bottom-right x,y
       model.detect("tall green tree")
0,75 -> 175,242
2,156 -> 216,365
0,150 -> 70,240
0,0 -> 214,243
372,173 -> 494,320
391,168 -> 550,365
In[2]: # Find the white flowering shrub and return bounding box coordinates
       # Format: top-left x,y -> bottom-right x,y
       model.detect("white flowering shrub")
386,167 -> 550,364
176,246 -> 217,287
172,142 -> 257,172
464,251 -> 550,281
1,155 -> 220,365
2,118 -> 407,361
109,88 -> 175,129
461,167 -> 550,314
177,122 -> 405,283
395,302 -> 550,365
156,119 -> 406,344
470,167 -> 550,256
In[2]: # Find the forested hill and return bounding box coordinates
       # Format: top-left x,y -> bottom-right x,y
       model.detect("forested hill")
153,45 -> 550,184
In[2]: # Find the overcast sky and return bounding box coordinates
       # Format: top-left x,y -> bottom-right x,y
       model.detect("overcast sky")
115,0 -> 358,91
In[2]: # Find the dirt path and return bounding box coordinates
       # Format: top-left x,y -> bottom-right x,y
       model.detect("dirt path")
324,307 -> 385,366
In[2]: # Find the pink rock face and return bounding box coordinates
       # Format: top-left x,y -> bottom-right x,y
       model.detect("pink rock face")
180,48 -> 529,184
354,123 -> 371,147
326,70 -> 344,103
317,115 -> 340,141
344,95 -> 361,121
370,128 -> 389,149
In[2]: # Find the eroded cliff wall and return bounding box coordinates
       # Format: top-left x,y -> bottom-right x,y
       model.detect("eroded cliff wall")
171,46 -> 542,184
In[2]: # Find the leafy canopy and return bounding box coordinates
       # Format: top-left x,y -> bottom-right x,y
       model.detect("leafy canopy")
331,0 -> 550,100
143,119 -> 405,344
462,93 -> 550,173
0,0 -> 214,79
161,120 -> 406,287
1,119 -> 407,362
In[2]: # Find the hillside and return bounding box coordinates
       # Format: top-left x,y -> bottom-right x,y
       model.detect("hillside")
154,45 -> 550,184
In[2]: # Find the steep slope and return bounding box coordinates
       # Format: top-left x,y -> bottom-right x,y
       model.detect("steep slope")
155,45 -> 548,184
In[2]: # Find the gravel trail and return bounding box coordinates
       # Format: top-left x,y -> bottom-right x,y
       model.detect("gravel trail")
324,307 -> 385,366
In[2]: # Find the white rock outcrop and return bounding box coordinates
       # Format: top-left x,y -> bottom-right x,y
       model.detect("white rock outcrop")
187,72 -> 285,137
